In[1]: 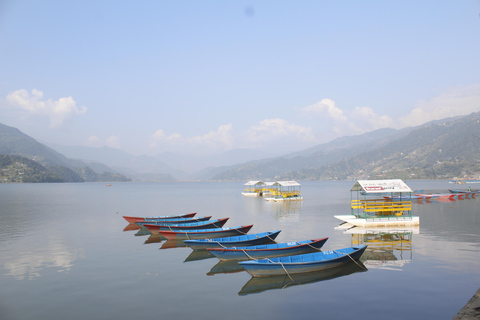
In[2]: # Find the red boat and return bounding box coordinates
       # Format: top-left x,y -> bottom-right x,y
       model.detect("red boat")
123,212 -> 197,223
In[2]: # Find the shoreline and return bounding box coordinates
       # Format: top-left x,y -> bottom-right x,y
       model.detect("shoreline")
453,287 -> 480,319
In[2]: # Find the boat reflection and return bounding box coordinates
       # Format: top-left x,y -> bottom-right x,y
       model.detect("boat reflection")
134,228 -> 152,237
123,223 -> 141,231
207,260 -> 244,276
344,227 -> 418,270
238,260 -> 367,296
160,239 -> 187,249
144,234 -> 165,244
184,249 -> 215,262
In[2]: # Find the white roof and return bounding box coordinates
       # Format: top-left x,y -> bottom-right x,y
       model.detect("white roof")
350,179 -> 412,193
244,181 -> 264,186
275,181 -> 301,187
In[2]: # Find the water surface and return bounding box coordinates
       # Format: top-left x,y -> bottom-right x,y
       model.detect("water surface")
0,181 -> 479,320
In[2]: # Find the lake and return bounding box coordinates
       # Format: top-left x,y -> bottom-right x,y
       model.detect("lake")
0,180 -> 479,320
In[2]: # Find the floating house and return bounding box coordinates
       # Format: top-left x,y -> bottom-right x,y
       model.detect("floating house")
242,181 -> 265,197
264,181 -> 303,202
334,179 -> 419,227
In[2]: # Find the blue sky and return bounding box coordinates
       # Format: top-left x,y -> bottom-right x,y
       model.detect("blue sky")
1,0 -> 480,157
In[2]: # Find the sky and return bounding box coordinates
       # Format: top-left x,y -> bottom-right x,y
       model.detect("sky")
1,0 -> 480,157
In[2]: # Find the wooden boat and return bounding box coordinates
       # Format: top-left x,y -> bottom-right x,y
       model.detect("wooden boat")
143,218 -> 229,234
159,225 -> 254,240
135,216 -> 211,226
239,245 -> 367,277
183,230 -> 281,249
122,212 -> 196,223
207,237 -> 328,261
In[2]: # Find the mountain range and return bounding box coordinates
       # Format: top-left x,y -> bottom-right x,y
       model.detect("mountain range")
1,112 -> 479,182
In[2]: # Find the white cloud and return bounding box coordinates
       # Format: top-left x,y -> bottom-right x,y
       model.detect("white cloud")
399,84 -> 480,127
301,98 -> 348,122
351,106 -> 395,131
244,118 -> 315,148
5,89 -> 87,128
149,124 -> 234,153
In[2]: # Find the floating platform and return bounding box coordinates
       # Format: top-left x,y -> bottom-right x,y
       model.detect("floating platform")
334,215 -> 420,228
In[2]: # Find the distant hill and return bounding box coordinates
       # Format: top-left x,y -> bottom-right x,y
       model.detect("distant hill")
0,123 -> 131,182
281,112 -> 480,181
210,113 -> 480,181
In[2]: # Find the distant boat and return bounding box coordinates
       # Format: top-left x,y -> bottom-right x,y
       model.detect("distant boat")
122,212 -> 196,223
159,225 -> 254,240
207,237 -> 328,261
183,230 -> 281,250
239,245 -> 367,277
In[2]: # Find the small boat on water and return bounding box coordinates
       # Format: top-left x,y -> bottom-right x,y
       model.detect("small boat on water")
449,189 -> 479,194
123,212 -> 196,223
143,218 -> 229,234
135,216 -> 212,226
207,237 -> 329,261
183,230 -> 281,249
239,245 -> 367,277
159,225 -> 254,240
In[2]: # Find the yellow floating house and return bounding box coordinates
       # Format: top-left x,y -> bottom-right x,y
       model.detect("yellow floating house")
264,181 -> 303,202
335,179 -> 419,227
242,181 -> 265,197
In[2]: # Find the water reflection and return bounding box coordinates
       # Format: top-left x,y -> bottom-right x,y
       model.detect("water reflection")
144,234 -> 164,244
3,236 -> 84,280
343,227 -> 418,271
160,239 -> 187,249
238,260 -> 367,296
184,249 -> 215,262
207,260 -> 244,276
268,201 -> 302,222
123,223 -> 141,231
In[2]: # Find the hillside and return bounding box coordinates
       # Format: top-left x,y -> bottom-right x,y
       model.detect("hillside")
282,112 -> 480,181
0,123 -> 131,182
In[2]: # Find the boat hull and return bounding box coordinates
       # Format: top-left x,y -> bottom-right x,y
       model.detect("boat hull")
135,216 -> 211,226
123,213 -> 196,223
239,246 -> 367,277
159,225 -> 254,240
143,218 -> 229,234
207,237 -> 328,261
183,230 -> 281,249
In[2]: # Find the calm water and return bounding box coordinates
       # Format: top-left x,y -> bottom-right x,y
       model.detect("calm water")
0,181 -> 479,320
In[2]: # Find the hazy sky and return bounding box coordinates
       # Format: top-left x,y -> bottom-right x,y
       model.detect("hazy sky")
1,1 -> 480,157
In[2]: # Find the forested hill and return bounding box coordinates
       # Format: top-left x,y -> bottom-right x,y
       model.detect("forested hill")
282,112 -> 480,181
0,123 -> 131,183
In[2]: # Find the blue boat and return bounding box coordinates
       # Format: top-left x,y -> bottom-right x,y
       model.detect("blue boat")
135,216 -> 212,226
159,225 -> 254,240
206,237 -> 328,261
143,218 -> 229,234
239,245 -> 367,277
183,230 -> 281,249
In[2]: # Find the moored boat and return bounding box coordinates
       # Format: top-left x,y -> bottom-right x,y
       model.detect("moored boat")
122,212 -> 196,223
143,218 -> 229,234
159,225 -> 254,240
207,237 -> 328,261
239,245 -> 367,277
183,230 -> 281,249
135,216 -> 211,226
